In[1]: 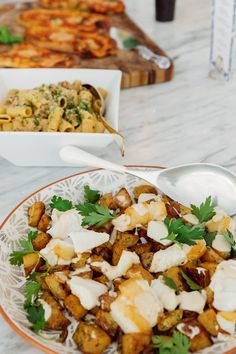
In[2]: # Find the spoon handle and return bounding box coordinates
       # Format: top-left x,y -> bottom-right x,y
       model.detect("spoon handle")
60,145 -> 127,173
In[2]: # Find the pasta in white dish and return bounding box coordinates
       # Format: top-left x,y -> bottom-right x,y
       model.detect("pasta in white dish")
0,80 -> 108,133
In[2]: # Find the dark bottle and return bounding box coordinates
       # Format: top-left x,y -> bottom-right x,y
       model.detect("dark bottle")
155,0 -> 176,22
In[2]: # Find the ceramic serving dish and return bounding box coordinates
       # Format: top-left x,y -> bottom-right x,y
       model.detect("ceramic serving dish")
0,166 -> 236,354
0,68 -> 122,166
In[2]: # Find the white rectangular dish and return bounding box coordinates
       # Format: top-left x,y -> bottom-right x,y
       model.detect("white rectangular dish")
0,68 -> 122,166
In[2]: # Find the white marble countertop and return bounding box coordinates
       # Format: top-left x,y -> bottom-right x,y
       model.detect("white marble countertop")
1,0 -> 236,352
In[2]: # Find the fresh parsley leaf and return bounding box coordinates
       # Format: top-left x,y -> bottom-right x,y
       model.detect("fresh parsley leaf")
163,275 -> 177,291
224,230 -> 236,247
76,203 -> 115,227
181,271 -> 202,291
152,331 -> 190,354
50,195 -> 72,211
24,279 -> 41,308
84,185 -> 101,204
26,304 -> 46,333
204,231 -> 217,247
191,196 -> 215,223
0,25 -> 23,44
164,217 -> 205,246
9,231 -> 38,266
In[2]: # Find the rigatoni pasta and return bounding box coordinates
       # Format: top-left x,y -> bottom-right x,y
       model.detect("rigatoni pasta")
0,80 -> 108,133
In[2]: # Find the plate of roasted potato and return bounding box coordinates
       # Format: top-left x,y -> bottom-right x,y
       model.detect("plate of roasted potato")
1,166 -> 236,354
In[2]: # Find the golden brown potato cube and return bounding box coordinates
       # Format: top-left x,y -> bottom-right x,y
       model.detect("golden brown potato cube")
157,309 -> 183,331
96,310 -> 118,337
45,274 -> 68,300
28,201 -> 45,227
99,293 -> 116,312
201,248 -> 224,263
121,332 -> 152,354
98,193 -> 118,210
71,252 -> 91,269
198,309 -> 219,336
73,322 -> 111,354
90,255 -> 105,272
64,294 -> 87,320
185,267 -> 210,288
140,252 -> 154,270
131,242 -> 152,255
133,185 -> 157,199
112,232 -> 139,265
151,241 -> 166,252
32,232 -> 51,251
186,240 -> 207,261
166,201 -> 181,218
190,330 -> 212,352
114,188 -> 132,210
163,266 -> 187,292
200,262 -> 217,278
42,291 -> 70,330
38,213 -> 51,232
113,277 -> 126,291
204,287 -> 214,307
94,242 -> 112,261
94,275 -> 109,285
124,264 -> 154,283
23,253 -> 39,276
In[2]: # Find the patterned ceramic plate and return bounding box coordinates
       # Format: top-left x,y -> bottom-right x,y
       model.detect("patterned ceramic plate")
0,167 -> 236,354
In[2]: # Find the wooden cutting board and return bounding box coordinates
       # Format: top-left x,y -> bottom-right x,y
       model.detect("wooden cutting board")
0,2 -> 174,89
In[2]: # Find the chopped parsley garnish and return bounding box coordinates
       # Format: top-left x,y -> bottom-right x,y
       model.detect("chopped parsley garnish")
0,25 -> 23,44
181,271 -> 202,291
84,185 -> 101,204
34,118 -> 40,126
163,275 -> 177,291
152,331 -> 190,354
79,100 -> 92,112
191,196 -> 215,223
26,304 -> 46,333
163,217 -> 205,246
76,203 -> 115,227
9,231 -> 38,266
50,196 -> 72,212
204,231 -> 217,247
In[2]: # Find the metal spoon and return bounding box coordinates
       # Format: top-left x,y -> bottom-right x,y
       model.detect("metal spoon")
82,84 -> 125,156
60,145 -> 236,215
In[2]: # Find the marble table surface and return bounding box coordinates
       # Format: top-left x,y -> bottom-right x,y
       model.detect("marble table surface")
1,0 -> 236,352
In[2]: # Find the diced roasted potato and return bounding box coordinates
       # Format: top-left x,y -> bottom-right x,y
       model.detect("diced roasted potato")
90,255 -> 105,273
206,215 -> 232,233
96,310 -> 118,337
42,291 -> 70,330
200,262 -> 217,278
73,322 -> 111,354
190,330 -> 212,352
150,241 -> 166,252
133,184 -> 157,199
185,267 -> 210,288
163,266 -> 187,292
23,252 -> 39,276
94,275 -> 109,286
201,248 -> 224,263
177,320 -> 212,352
114,188 -> 132,210
121,332 -> 152,354
131,242 -> 152,256
140,252 -> 154,270
78,270 -> 93,279
112,232 -> 139,265
28,201 -> 45,227
32,232 -> 51,251
198,309 -> 219,336
90,306 -> 99,315
38,213 -> 51,232
93,242 -> 112,261
124,264 -> 154,283
166,201 -> 181,218
113,277 -> 126,291
64,294 -> 87,320
98,193 -> 118,210
186,240 -> 207,261
99,293 -> 116,311
157,309 -> 183,331
71,252 -> 91,269
45,274 -> 68,300
204,287 -> 214,307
